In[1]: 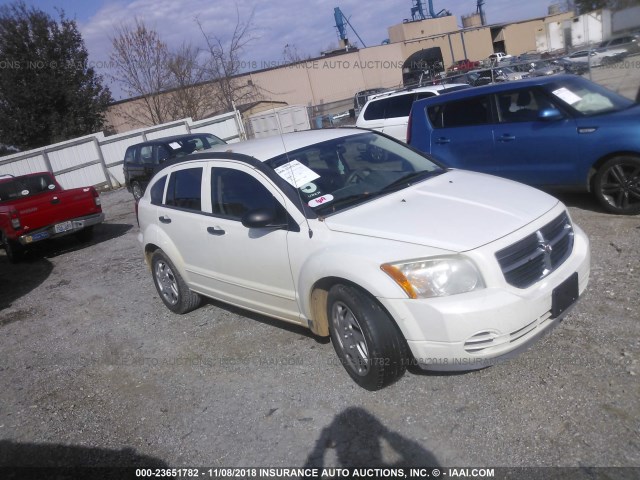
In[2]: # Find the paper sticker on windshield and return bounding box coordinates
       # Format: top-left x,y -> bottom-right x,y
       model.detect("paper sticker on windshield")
169,142 -> 181,149
275,160 -> 320,187
308,194 -> 334,208
551,87 -> 581,105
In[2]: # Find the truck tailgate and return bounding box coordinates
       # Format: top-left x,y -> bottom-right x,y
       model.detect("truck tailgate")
18,188 -> 101,232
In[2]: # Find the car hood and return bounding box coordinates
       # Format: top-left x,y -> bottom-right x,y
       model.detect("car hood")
322,170 -> 559,252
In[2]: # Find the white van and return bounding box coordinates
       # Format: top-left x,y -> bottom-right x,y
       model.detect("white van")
355,84 -> 470,142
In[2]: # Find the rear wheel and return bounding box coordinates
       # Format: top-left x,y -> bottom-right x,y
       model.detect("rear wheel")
327,284 -> 407,390
75,226 -> 94,243
151,250 -> 201,313
2,232 -> 24,263
132,182 -> 144,201
593,156 -> 640,215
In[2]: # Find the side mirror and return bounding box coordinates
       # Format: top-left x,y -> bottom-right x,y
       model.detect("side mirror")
241,208 -> 287,229
538,108 -> 563,121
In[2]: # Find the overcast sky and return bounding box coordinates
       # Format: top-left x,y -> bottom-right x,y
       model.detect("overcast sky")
4,0 -> 554,99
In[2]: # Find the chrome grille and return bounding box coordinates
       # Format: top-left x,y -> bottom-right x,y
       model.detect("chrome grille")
496,212 -> 574,289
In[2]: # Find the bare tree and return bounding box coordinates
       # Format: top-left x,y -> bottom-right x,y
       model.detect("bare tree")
282,43 -> 312,64
166,43 -> 213,121
197,6 -> 261,112
109,18 -> 172,126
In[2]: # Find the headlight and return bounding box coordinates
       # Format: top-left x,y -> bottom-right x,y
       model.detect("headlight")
381,256 -> 484,299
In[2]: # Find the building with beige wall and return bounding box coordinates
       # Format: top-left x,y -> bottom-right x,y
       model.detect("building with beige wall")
106,11 -> 575,134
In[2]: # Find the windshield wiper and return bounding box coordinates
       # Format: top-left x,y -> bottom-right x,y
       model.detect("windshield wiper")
314,192 -> 376,214
380,170 -> 444,193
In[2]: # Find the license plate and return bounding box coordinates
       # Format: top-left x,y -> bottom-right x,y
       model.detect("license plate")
54,221 -> 73,234
551,272 -> 579,318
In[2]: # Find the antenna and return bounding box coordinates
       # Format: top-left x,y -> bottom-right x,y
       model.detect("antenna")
273,115 -> 314,238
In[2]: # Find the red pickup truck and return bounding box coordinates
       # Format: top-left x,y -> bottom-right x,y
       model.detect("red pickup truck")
0,172 -> 104,262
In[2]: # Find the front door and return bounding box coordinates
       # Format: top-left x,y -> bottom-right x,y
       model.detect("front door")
196,163 -> 301,324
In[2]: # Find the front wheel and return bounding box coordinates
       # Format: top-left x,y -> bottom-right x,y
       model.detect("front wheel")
327,284 -> 407,390
151,250 -> 201,313
593,156 -> 640,215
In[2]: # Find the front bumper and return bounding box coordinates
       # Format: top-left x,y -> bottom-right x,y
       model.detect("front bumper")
378,224 -> 590,371
18,213 -> 105,245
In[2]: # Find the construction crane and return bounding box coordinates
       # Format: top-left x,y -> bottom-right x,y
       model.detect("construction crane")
411,0 -> 451,21
334,7 -> 367,48
477,0 -> 487,25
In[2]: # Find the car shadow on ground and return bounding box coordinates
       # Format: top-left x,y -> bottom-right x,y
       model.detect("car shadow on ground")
24,222 -> 133,260
303,407 -> 441,469
202,297 -> 329,343
0,256 -> 53,311
543,190 -> 607,214
0,440 -> 168,473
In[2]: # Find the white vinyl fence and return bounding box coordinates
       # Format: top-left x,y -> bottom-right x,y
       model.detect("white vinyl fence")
0,111 -> 244,190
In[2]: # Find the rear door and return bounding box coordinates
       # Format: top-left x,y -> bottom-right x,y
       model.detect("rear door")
155,164 -> 210,286
124,146 -> 144,186
426,95 -> 496,170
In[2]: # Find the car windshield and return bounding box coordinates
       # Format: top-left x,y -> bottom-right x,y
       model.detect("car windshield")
265,132 -> 444,216
545,77 -> 634,116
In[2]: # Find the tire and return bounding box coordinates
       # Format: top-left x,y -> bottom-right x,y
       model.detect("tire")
2,232 -> 24,263
151,250 -> 201,314
327,284 -> 407,390
593,156 -> 640,215
75,226 -> 94,243
132,182 -> 144,201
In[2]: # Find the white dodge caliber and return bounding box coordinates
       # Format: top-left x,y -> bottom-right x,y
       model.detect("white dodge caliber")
138,128 -> 590,390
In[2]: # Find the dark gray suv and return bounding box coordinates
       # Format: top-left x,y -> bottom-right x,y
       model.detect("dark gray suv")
123,133 -> 226,200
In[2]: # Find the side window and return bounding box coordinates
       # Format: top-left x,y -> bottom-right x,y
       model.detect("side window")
150,175 -> 167,205
496,89 -> 559,123
204,134 -> 225,147
384,94 -> 416,118
363,99 -> 386,121
211,168 -> 283,222
157,145 -> 172,163
124,147 -> 136,163
415,92 -> 436,101
165,167 -> 203,211
140,145 -> 154,164
439,97 -> 491,128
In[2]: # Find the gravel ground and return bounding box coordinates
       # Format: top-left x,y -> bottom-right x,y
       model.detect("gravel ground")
0,184 -> 639,474
1,63 -> 640,477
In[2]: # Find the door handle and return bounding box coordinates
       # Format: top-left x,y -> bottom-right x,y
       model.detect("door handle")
159,216 -> 171,224
435,137 -> 450,144
497,134 -> 516,142
207,227 -> 225,236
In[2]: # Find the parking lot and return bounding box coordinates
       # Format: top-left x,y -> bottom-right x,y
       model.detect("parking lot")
2,61 -> 640,475
1,179 -> 639,473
